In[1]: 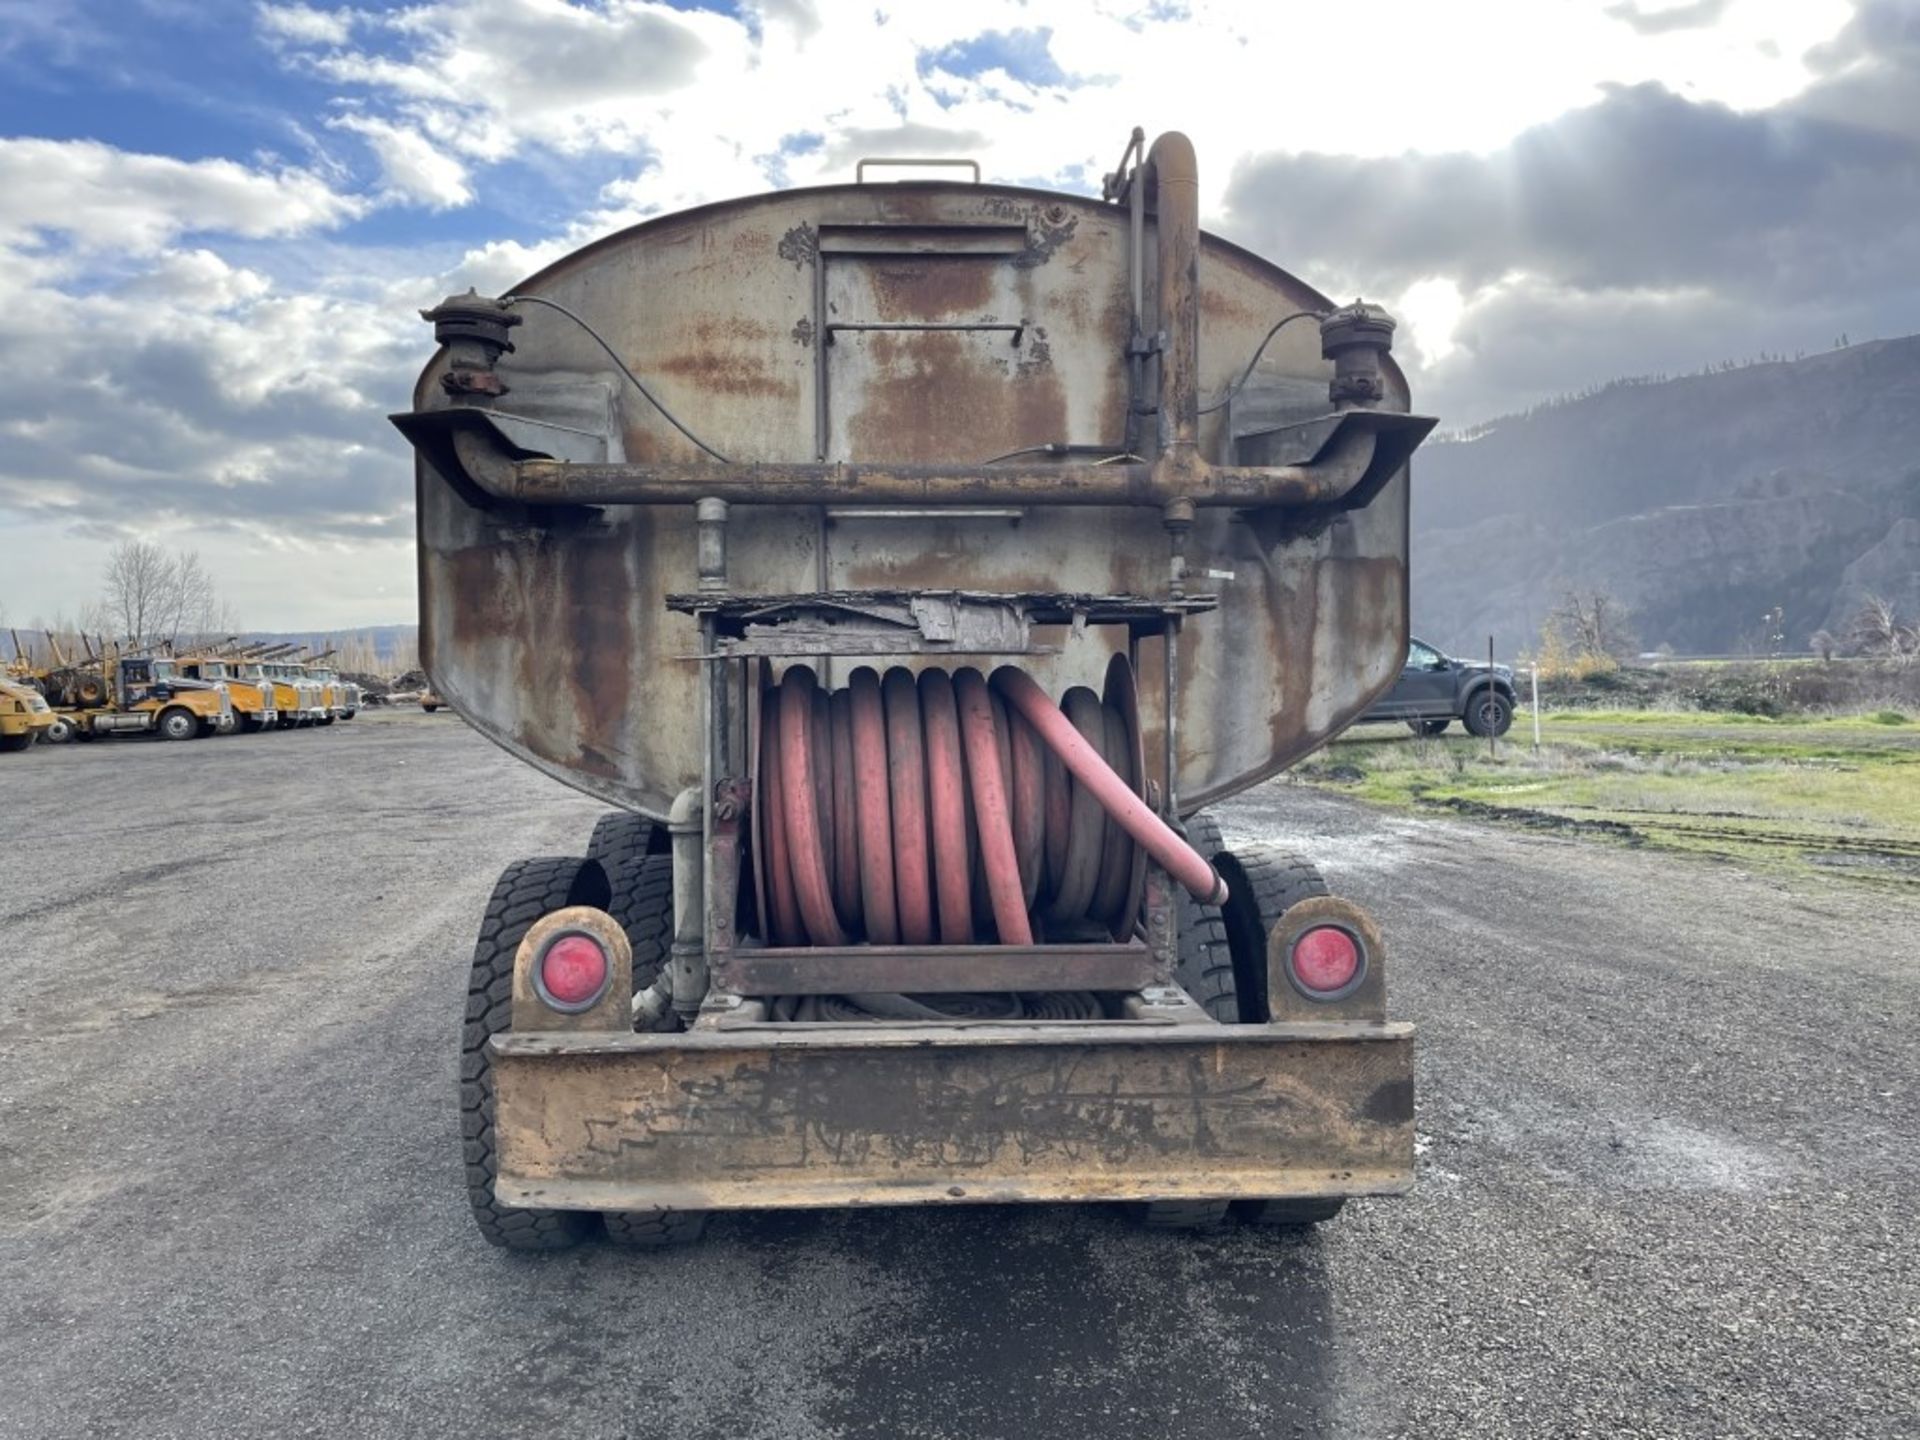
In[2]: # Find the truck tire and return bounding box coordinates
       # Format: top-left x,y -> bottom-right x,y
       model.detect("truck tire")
0,732 -> 31,753
1463,688 -> 1513,738
1210,841 -> 1347,1230
44,716 -> 75,744
1213,843 -> 1330,1026
587,810 -> 669,871
1409,718 -> 1449,736
1241,1197 -> 1345,1227
1138,812 -> 1238,1230
157,706 -> 199,741
462,855 -> 612,1250
599,853 -> 709,1246
1173,812 -> 1238,1023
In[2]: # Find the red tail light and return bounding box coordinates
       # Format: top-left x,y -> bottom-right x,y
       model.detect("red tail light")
535,932 -> 610,1011
1290,924 -> 1362,998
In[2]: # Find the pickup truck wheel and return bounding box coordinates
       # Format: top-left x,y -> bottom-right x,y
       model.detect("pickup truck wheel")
1410,718 -> 1450,736
157,706 -> 199,741
0,732 -> 31,753
462,856 -> 613,1251
588,810 -> 670,870
1463,689 -> 1513,738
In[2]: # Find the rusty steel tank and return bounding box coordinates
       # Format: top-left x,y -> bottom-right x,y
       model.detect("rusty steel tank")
395,131 -> 1432,823
394,129 -> 1434,1247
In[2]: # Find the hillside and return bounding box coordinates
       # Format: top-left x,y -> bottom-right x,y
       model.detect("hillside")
1411,336 -> 1920,654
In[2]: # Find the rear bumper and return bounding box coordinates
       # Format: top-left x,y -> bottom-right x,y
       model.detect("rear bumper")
491,1019 -> 1414,1212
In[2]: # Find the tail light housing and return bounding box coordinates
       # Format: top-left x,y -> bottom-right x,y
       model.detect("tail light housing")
1286,923 -> 1365,1000
534,931 -> 612,1012
512,906 -> 632,1030
1267,896 -> 1387,1021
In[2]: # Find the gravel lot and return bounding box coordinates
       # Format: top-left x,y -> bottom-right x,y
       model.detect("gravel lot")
2,711 -> 1915,1439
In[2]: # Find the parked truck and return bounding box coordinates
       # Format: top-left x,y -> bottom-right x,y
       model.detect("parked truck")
179,652 -> 279,732
64,651 -> 233,740
0,674 -> 55,752
393,129 -> 1434,1249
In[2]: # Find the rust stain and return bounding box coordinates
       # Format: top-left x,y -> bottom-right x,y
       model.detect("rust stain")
861,257 -> 998,320
658,349 -> 798,399
844,330 -> 1067,465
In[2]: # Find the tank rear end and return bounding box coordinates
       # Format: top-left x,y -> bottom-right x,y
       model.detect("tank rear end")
394,130 -> 1433,1247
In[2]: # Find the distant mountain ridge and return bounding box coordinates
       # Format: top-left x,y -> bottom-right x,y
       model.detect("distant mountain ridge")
1411,336 -> 1920,654
241,624 -> 417,667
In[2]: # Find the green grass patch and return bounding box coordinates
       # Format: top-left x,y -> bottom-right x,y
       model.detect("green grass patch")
1312,714 -> 1920,886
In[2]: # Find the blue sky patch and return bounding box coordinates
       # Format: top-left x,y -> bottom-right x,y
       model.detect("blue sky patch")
918,28 -> 1071,89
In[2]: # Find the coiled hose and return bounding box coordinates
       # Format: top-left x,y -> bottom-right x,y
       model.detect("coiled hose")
754,657 -> 1226,1023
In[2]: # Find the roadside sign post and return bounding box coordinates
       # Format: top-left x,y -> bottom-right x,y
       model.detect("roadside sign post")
1488,636 -> 1497,761
1531,663 -> 1541,752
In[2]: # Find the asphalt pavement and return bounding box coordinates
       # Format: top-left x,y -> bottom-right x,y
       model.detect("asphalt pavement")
1,711 -> 1914,1439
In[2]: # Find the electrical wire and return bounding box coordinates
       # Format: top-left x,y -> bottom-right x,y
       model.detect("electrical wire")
500,292 -> 732,464
1197,309 -> 1324,416
978,442 -> 1138,466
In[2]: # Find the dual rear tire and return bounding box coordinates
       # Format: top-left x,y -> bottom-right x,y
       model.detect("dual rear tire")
465,812 -> 1344,1248
1140,816 -> 1346,1232
461,850 -> 700,1251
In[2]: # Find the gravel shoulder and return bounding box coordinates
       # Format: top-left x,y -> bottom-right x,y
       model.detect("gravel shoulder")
2,714 -> 1915,1439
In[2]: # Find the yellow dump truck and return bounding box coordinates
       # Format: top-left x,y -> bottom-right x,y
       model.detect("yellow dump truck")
68,653 -> 234,740
393,129 -> 1431,1250
179,655 -> 279,732
0,675 -> 56,752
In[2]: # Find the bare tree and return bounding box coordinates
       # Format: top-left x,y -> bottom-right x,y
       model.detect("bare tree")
1810,628 -> 1837,663
1546,587 -> 1637,662
99,541 -> 237,649
103,540 -> 176,645
388,627 -> 419,678
1847,594 -> 1919,666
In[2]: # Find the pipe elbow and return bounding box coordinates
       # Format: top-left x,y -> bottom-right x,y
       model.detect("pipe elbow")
1145,130 -> 1197,191
668,785 -> 703,830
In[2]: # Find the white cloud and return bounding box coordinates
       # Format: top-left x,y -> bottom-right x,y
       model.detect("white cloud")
0,137 -> 365,253
0,0 -> 1888,630
256,2 -> 357,47
331,115 -> 474,208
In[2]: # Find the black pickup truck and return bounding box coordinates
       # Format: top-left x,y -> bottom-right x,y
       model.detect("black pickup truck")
1359,638 -> 1517,737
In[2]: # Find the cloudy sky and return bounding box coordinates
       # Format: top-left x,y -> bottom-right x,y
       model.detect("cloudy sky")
0,0 -> 1913,630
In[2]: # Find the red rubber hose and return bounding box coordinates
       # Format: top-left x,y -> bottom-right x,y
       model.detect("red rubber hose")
953,667 -> 1033,945
847,667 -> 899,944
882,666 -> 935,945
1007,701 -> 1045,907
828,687 -> 862,931
759,683 -> 804,944
917,668 -> 973,945
778,666 -> 847,944
993,665 -> 1227,905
